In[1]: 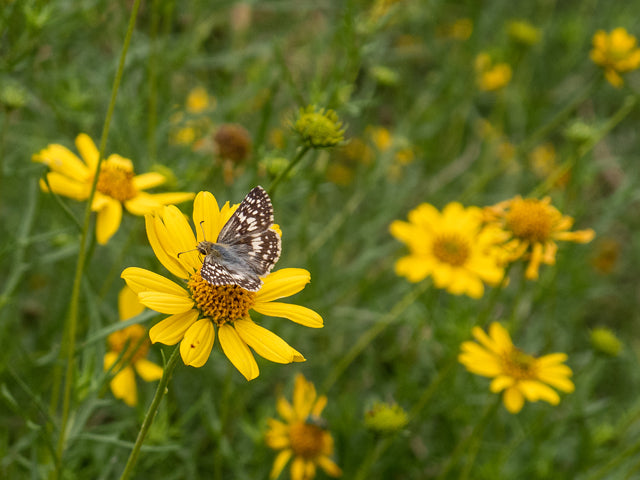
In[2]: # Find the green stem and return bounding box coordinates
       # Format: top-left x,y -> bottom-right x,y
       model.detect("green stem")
529,94 -> 637,198
353,357 -> 457,480
436,397 -> 500,480
267,145 -> 310,196
146,0 -> 161,167
585,435 -> 640,480
53,0 -> 142,475
119,346 -> 181,480
322,281 -> 430,393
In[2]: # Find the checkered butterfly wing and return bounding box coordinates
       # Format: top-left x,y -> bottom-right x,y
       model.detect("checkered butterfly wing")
200,186 -> 281,291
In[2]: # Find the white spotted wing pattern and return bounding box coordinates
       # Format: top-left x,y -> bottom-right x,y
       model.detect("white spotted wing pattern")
196,186 -> 281,292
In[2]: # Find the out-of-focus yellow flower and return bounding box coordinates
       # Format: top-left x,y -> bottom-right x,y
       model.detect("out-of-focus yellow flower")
459,322 -> 574,414
186,86 -> 213,114
104,286 -> 163,406
266,374 -> 342,480
32,133 -> 194,244
437,18 -> 473,40
367,126 -> 393,152
475,53 -> 512,91
590,28 -> 640,87
507,20 -> 541,46
390,202 -> 506,298
484,196 -> 595,280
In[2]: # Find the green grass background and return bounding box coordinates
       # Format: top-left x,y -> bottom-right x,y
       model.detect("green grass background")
2,0 -> 640,478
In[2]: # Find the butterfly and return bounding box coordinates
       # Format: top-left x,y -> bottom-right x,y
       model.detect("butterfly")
195,186 -> 281,292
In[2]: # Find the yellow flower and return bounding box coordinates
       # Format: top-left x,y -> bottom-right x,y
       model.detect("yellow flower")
390,202 -> 506,299
266,374 -> 342,480
121,191 -> 322,380
590,28 -> 640,87
459,322 -> 574,414
484,196 -> 595,280
32,133 -> 195,244
475,53 -> 512,91
186,86 -> 213,114
293,105 -> 345,148
104,286 -> 163,406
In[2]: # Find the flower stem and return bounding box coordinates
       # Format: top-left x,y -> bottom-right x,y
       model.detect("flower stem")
322,281 -> 430,393
119,346 -> 181,480
436,397 -> 500,480
267,145 -> 310,196
52,0 -> 141,476
353,357 -> 456,480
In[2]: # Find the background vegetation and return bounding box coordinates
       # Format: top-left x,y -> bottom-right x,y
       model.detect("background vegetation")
1,0 -> 640,478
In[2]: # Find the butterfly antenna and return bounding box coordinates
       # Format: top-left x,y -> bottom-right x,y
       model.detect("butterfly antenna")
177,247 -> 199,258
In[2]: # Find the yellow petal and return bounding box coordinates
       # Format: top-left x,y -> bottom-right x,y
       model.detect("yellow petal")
276,396 -> 295,422
157,206 -> 201,273
40,172 -> 90,201
180,319 -> 215,367
145,192 -> 195,206
193,191 -> 222,243
218,323 -> 259,380
134,358 -> 163,381
138,291 -> 194,314
293,374 -> 315,419
270,450 -> 293,479
109,365 -> 137,406
33,143 -> 91,181
149,309 -> 199,345
132,172 -> 166,190
124,194 -> 163,216
255,268 -> 311,303
311,394 -> 327,417
145,213 -> 192,279
234,318 -> 305,364
503,386 -> 524,413
317,456 -> 342,478
121,267 -> 191,296
119,285 -> 145,320
75,133 -> 99,171
95,198 -> 122,245
253,302 -> 323,328
290,457 -> 305,480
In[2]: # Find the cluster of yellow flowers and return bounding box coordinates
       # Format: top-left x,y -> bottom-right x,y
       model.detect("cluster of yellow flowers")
390,196 -> 594,413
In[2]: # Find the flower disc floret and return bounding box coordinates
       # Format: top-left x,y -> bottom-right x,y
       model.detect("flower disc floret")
188,272 -> 255,324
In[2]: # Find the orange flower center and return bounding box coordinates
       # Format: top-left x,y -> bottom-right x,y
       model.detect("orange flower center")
505,199 -> 555,243
502,348 -> 537,380
188,271 -> 255,325
107,324 -> 150,364
432,233 -> 471,266
97,162 -> 137,202
289,421 -> 326,459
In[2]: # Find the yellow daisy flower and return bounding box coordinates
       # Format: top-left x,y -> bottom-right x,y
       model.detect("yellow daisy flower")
389,202 -> 506,299
266,374 -> 342,480
484,196 -> 595,280
590,27 -> 640,87
459,322 -> 575,414
121,191 -> 323,380
475,53 -> 512,91
104,286 -> 163,406
32,133 -> 195,244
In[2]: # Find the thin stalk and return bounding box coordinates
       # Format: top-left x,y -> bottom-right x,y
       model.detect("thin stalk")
267,145 -> 310,196
322,280 -> 430,392
53,0 -> 142,475
119,346 -> 181,480
353,357 -> 457,480
146,0 -> 161,167
436,397 -> 500,480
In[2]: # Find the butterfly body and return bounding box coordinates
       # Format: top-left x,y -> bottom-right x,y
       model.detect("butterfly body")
198,186 -> 281,292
